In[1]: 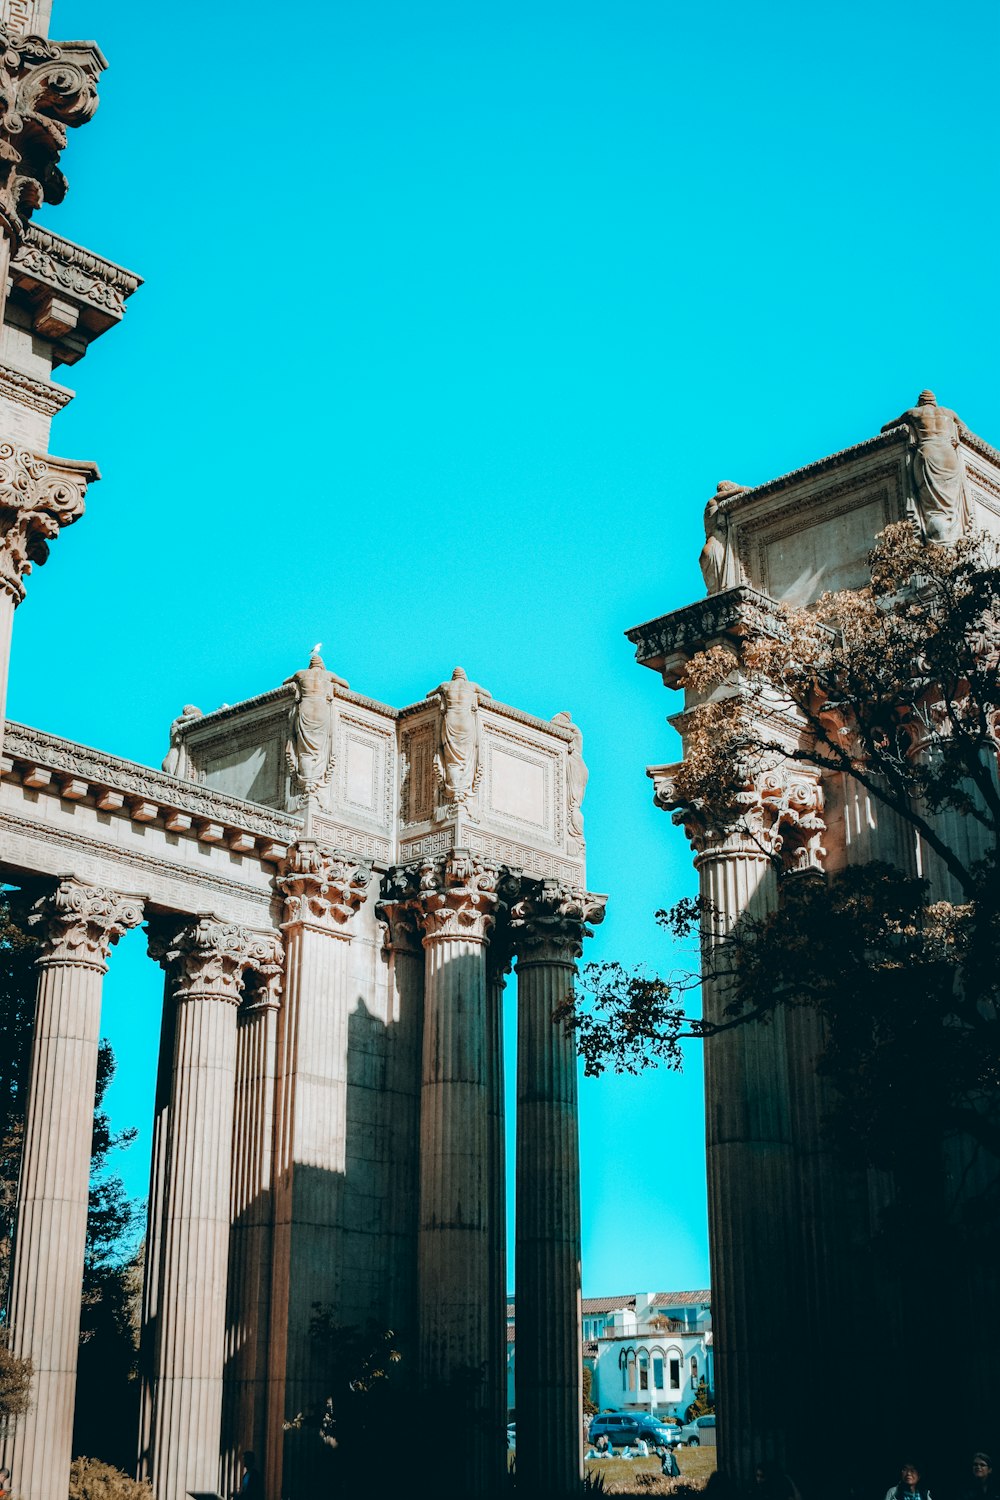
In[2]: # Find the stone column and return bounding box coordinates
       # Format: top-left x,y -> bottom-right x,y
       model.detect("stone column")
510,880 -> 606,1498
221,950 -> 284,1497
266,842 -> 370,1500
485,883 -> 517,1443
1,878 -> 143,1500
146,918 -> 275,1500
137,975 -> 177,1481
0,447 -> 92,761
409,851 -> 500,1497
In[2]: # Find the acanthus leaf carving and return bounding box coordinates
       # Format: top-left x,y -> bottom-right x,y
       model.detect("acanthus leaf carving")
278,839 -> 371,934
0,442 -> 90,602
509,878 -> 607,965
30,875 -> 144,970
650,758 -> 826,874
147,915 -> 260,1004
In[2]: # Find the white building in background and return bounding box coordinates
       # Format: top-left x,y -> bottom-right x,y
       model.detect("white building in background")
507,1289 -> 713,1419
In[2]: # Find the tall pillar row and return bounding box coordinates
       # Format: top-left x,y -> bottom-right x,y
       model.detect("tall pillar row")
0,877 -> 143,1500
511,881 -> 606,1499
145,917 -> 281,1500
266,841 -> 370,1500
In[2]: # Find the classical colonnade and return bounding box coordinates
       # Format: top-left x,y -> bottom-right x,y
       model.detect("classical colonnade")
1,846 -> 604,1500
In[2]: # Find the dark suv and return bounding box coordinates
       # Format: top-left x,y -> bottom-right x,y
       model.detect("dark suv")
589,1412 -> 679,1449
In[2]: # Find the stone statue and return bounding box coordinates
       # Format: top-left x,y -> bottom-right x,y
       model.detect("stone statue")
161,704 -> 203,778
552,710 -> 588,843
699,481 -> 747,594
284,646 -> 347,802
428,666 -> 491,804
883,390 -> 969,544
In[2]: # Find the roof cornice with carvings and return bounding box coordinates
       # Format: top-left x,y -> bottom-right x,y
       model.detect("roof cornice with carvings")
626,585 -> 786,684
1,720 -> 302,860
10,222 -> 142,365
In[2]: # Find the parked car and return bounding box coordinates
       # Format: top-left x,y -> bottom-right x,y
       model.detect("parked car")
679,1414 -> 716,1447
588,1412 -> 680,1450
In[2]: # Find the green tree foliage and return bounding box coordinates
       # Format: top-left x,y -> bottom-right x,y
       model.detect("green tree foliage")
684,1378 -> 712,1423
582,1361 -> 597,1415
562,525 -> 1000,1236
0,1332 -> 31,1434
68,1456 -> 153,1500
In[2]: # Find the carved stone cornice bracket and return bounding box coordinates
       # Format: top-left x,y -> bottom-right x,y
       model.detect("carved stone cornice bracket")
650,759 -> 826,874
29,875 -> 143,971
0,26 -> 104,241
509,879 -> 607,967
277,839 -> 371,936
0,441 -> 96,604
487,867 -> 523,983
147,916 -> 266,1004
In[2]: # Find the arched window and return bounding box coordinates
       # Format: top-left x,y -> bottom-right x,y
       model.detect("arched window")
668,1347 -> 681,1391
691,1355 -> 698,1389
639,1351 -> 649,1391
629,1352 -> 637,1391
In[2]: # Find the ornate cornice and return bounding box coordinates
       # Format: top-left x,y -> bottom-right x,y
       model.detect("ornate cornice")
148,916 -> 268,1004
0,28 -> 105,240
13,222 -> 140,314
0,441 -> 95,602
509,879 -> 607,966
30,875 -> 143,971
3,720 -> 301,852
278,840 -> 371,935
626,586 -> 786,681
0,358 -> 71,414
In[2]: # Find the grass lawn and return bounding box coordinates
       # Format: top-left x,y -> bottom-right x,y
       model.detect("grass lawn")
584,1445 -> 718,1494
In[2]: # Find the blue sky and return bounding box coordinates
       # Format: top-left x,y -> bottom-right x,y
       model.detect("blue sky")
8,0 -> 998,1294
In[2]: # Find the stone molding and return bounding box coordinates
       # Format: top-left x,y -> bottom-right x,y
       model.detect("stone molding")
0,358 -> 71,414
3,720 -> 301,853
277,840 -> 371,936
0,442 -> 95,602
626,585 -> 785,678
12,222 -> 141,316
650,760 -> 826,873
148,917 -> 273,1004
29,874 -> 143,971
509,879 -> 607,966
0,27 -> 105,239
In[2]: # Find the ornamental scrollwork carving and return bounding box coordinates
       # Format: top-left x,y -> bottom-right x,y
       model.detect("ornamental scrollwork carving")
509,879 -> 607,965
651,759 -> 826,874
384,850 -> 500,944
0,26 -> 103,239
240,932 -> 284,1012
0,442 -> 91,603
147,916 -> 260,1004
278,839 -> 371,934
30,876 -> 144,971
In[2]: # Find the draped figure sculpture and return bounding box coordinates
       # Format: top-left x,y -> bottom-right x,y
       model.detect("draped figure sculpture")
699,480 -> 747,594
883,389 -> 969,544
428,665 -> 491,805
284,646 -> 346,805
552,710 -> 588,844
161,704 -> 203,778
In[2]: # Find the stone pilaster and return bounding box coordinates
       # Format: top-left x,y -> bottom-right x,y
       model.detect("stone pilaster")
147,917 -> 274,1500
221,949 -> 284,1498
0,444 -> 94,760
510,880 -> 606,1498
266,842 -> 370,1500
409,851 -> 500,1497
1,878 -> 142,1500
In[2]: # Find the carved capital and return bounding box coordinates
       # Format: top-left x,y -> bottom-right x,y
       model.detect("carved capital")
30,876 -> 143,971
376,868 -> 423,956
278,839 -> 371,935
148,916 -> 264,1004
510,879 -> 607,966
0,27 -> 103,240
240,932 -> 284,1012
651,759 -> 826,873
0,442 -> 93,603
396,850 -> 500,944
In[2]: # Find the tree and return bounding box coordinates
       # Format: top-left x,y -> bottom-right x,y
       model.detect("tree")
561,524 -> 1000,1236
582,1362 -> 597,1416
0,1335 -> 31,1435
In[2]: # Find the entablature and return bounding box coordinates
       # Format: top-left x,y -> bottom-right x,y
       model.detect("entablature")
9,223 -> 142,366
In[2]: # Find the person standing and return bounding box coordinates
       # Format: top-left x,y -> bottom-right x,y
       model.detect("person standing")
884,1460 -> 932,1500
238,1450 -> 263,1500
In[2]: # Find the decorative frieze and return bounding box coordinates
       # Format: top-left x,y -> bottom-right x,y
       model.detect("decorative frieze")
277,840 -> 371,934
29,875 -> 143,970
12,222 -> 141,322
0,359 -> 72,415
0,442 -> 95,603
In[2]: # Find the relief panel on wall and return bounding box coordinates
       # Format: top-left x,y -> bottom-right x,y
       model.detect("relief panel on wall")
481,725 -> 555,844
401,723 -> 435,825
338,716 -> 393,829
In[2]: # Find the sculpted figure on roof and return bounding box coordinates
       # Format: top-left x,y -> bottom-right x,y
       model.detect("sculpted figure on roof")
883,389 -> 969,545
428,665 -> 491,805
285,646 -> 346,805
699,480 -> 747,594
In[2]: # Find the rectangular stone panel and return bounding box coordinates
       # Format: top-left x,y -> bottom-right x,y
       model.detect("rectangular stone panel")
755,490 -> 892,604
482,727 -> 554,840
202,736 -> 283,806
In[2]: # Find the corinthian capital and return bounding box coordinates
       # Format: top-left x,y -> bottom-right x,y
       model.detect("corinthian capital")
650,758 -> 826,873
30,876 -> 143,971
278,840 -> 371,935
148,916 -> 263,1004
0,442 -> 95,603
0,26 -> 104,239
509,879 -> 607,965
388,850 -> 499,944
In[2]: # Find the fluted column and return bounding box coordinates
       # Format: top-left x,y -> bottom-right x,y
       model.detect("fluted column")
485,878 -> 518,1445
137,975 -> 177,1482
511,881 -> 607,1497
221,950 -> 284,1498
266,841 -> 370,1500
147,917 -> 277,1500
407,851 -> 499,1497
1,878 -> 143,1500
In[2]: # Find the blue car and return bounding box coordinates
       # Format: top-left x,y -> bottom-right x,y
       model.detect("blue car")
588,1412 -> 680,1449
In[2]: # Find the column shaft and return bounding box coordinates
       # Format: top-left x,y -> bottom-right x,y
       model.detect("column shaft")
1,880 -> 141,1500
485,963 -> 507,1441
514,951 -> 582,1493
137,978 -> 176,1481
